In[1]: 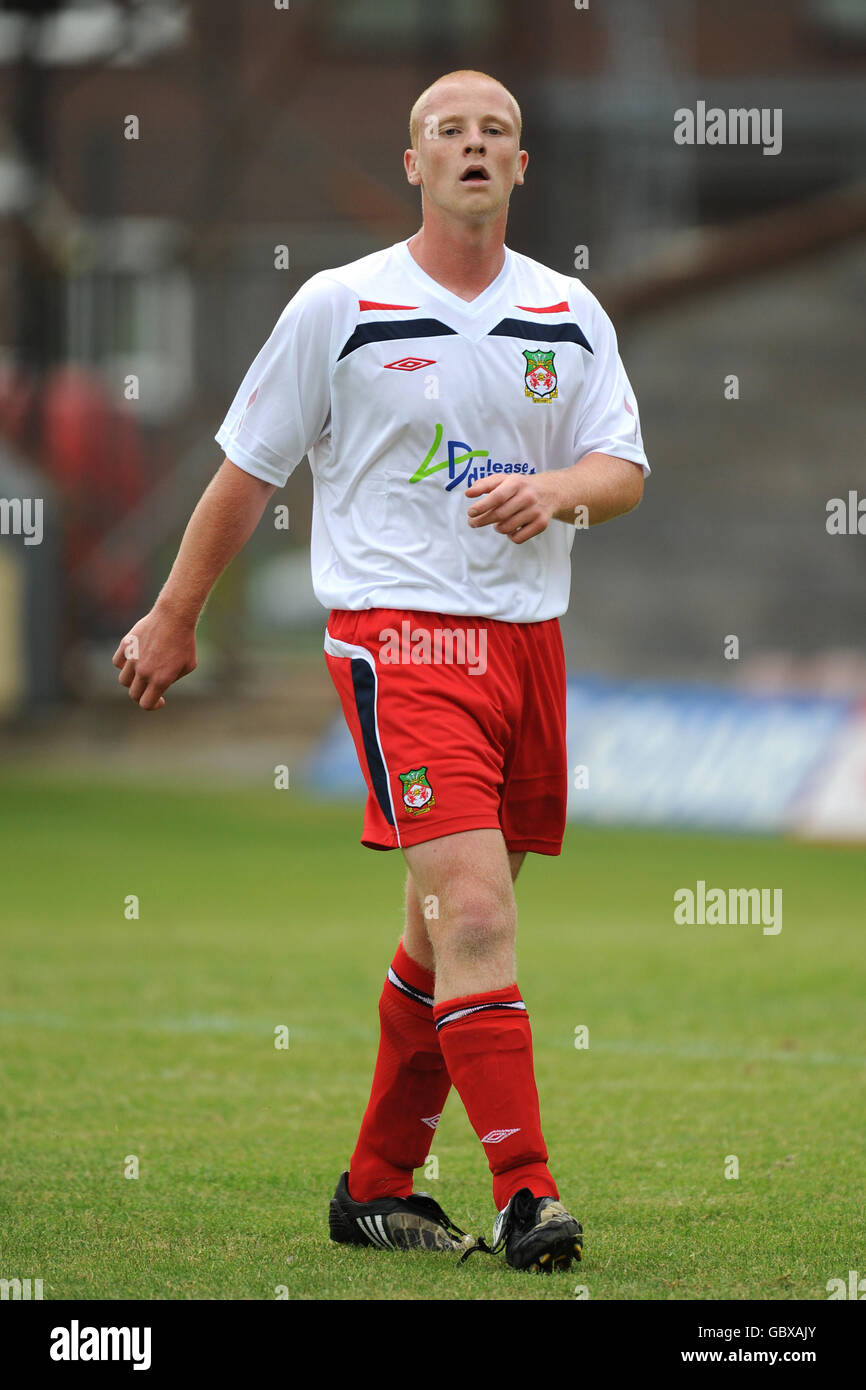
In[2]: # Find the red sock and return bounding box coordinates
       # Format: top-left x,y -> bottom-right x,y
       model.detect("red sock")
433,984 -> 559,1209
348,941 -> 451,1201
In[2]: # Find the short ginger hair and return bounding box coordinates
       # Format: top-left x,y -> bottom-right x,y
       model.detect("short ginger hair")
409,70 -> 522,149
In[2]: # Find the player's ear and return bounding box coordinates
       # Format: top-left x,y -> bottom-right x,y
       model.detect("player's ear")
404,148 -> 422,185
514,149 -> 529,187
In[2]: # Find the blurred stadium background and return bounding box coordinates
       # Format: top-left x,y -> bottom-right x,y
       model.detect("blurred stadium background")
1,0 -> 865,832
2,0 -> 866,1308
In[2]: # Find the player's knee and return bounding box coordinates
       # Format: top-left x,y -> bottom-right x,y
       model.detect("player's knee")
435,898 -> 514,965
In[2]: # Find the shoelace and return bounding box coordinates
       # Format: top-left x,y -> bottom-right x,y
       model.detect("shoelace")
459,1234 -> 498,1263
458,1189 -> 538,1264
406,1193 -> 471,1245
459,1207 -> 519,1264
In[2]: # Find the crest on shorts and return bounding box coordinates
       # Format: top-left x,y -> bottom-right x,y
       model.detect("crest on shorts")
399,767 -> 435,815
522,349 -> 558,403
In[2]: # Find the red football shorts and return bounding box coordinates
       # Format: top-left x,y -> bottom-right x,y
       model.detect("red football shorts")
323,607 -> 568,855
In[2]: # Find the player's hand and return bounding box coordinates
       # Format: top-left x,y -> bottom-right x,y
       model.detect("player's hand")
464,473 -> 558,544
112,602 -> 198,711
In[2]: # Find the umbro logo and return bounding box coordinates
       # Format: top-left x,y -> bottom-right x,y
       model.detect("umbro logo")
481,1128 -> 521,1144
384,356 -> 436,371
420,1114 -> 442,1129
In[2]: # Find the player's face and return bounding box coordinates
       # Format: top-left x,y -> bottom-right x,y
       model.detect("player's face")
406,79 -> 527,223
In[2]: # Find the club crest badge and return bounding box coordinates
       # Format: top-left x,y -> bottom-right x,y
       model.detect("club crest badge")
522,349 -> 558,403
399,767 -> 435,815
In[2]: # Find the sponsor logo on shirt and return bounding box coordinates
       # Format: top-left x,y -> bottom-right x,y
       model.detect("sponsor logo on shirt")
409,423 -> 537,492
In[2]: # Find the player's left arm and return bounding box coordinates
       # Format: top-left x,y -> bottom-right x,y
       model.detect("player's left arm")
541,450 -> 644,525
466,451 -> 642,543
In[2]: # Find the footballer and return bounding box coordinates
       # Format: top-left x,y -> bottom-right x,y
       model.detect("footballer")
113,70 -> 649,1273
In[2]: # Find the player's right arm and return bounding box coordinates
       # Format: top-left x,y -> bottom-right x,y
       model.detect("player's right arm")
112,458 -> 275,711
114,271 -> 352,710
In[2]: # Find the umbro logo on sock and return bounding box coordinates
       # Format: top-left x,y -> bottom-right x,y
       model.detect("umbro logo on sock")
420,1114 -> 442,1129
481,1128 -> 521,1144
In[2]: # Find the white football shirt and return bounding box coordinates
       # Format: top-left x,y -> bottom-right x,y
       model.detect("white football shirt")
215,238 -> 649,623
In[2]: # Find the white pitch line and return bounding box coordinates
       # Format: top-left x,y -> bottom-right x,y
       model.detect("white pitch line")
0,1010 -> 278,1036
564,1038 -> 866,1067
0,1010 -> 862,1066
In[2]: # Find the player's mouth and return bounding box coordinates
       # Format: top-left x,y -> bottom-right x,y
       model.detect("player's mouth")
460,165 -> 490,182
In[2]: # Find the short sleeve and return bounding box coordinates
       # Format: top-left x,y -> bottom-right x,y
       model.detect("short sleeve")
214,274 -> 354,488
571,287 -> 650,476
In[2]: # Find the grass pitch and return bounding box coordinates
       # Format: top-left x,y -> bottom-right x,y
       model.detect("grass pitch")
0,773 -> 862,1301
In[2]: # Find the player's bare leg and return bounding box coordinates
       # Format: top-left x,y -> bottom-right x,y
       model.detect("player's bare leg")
402,850 -> 526,976
401,871 -> 436,972
401,827 -> 582,1271
402,830 -> 518,998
